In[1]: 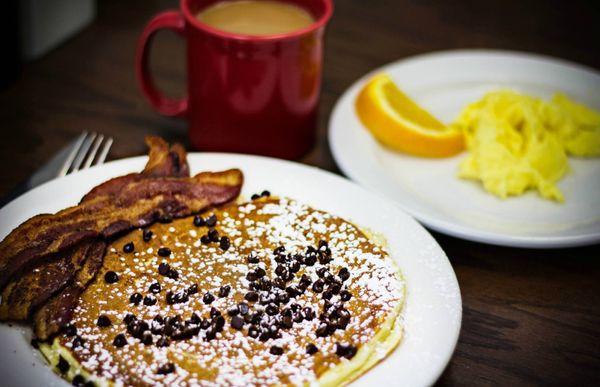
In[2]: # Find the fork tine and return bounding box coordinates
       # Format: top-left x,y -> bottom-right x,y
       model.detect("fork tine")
71,132 -> 97,172
95,137 -> 113,165
82,134 -> 104,169
58,132 -> 88,177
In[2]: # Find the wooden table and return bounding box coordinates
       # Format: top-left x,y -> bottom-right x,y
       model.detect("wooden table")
1,0 -> 599,385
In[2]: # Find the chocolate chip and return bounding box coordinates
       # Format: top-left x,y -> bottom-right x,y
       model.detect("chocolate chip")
204,328 -> 216,341
335,343 -> 357,359
188,283 -> 198,295
304,254 -> 317,266
247,253 -> 259,264
248,326 -> 260,338
201,309 -> 216,321
227,305 -> 239,316
316,323 -> 331,337
316,267 -> 328,278
251,193 -> 260,200
329,282 -> 341,295
306,343 -> 319,355
265,303 -> 279,316
166,268 -> 179,280
144,295 -> 157,306
141,331 -> 153,345
273,278 -> 286,289
201,234 -> 211,244
230,304 -> 245,317
153,315 -> 164,324
259,330 -> 270,342
280,316 -> 293,329
72,336 -> 85,348
255,267 -> 266,278
312,279 -> 325,293
318,240 -> 328,249
231,315 -> 244,330
208,228 -> 219,242
156,336 -> 170,347
338,267 -> 350,282
218,285 -> 231,297
156,362 -> 175,375
128,320 -> 149,338
219,236 -> 231,251
322,290 -> 333,300
166,290 -> 188,305
96,315 -> 111,327
270,345 -> 283,355
245,291 -> 258,302
193,215 -> 205,227
63,324 -> 77,337
293,311 -> 304,323
340,290 -> 352,302
123,313 -> 136,324
275,265 -> 287,278
123,242 -> 134,253
213,315 -> 225,331
289,261 -> 301,274
72,374 -> 86,386
203,292 -> 215,304
276,292 -> 290,304
299,274 -> 312,288
200,319 -> 211,330
158,262 -> 170,276
149,281 -> 162,294
143,229 -> 153,242
157,247 -> 171,257
261,190 -> 271,197
57,355 -> 70,373
274,246 -> 285,255
285,286 -> 301,297
303,307 -> 315,321
113,333 -> 127,347
246,271 -> 258,282
205,214 -> 217,227
104,271 -> 119,284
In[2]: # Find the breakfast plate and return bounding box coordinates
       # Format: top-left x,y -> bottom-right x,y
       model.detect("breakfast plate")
329,49 -> 600,248
0,154 -> 461,386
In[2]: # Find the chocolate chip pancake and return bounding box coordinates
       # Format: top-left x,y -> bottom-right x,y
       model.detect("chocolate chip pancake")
40,195 -> 405,386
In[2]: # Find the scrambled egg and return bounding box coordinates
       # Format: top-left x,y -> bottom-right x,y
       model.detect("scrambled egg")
453,91 -> 600,202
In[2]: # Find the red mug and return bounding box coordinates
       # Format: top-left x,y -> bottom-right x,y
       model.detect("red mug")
136,0 -> 333,159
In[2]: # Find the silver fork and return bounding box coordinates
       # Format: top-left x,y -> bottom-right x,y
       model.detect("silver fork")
58,132 -> 114,177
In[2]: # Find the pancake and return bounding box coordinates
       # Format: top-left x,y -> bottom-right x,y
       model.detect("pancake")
39,196 -> 405,386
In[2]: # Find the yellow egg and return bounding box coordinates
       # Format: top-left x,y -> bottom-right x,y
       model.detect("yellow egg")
452,90 -> 600,202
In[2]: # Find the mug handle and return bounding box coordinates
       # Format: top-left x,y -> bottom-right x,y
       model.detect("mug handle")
135,11 -> 188,117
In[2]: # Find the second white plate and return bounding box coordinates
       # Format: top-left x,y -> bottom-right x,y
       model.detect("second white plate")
329,49 -> 600,248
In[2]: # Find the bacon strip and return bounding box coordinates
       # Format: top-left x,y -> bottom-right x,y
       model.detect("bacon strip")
33,241 -> 106,339
0,169 -> 243,290
0,136 -> 191,321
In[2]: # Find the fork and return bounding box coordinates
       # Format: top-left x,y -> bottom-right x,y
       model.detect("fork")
58,132 -> 114,177
0,132 -> 114,208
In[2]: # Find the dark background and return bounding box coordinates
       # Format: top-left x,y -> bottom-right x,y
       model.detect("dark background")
1,0 -> 599,385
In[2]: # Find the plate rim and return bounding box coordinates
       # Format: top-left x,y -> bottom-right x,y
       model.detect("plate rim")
328,48 -> 600,249
0,153 -> 462,387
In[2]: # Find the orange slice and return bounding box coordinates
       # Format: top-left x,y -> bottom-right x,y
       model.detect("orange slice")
355,74 -> 464,157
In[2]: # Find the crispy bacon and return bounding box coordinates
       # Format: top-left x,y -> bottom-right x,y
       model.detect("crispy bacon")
0,169 -> 243,289
0,136 -> 243,334
0,137 -> 192,321
33,241 -> 106,339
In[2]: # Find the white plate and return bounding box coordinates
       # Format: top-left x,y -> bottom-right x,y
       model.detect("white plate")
329,49 -> 600,248
0,154 -> 461,387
